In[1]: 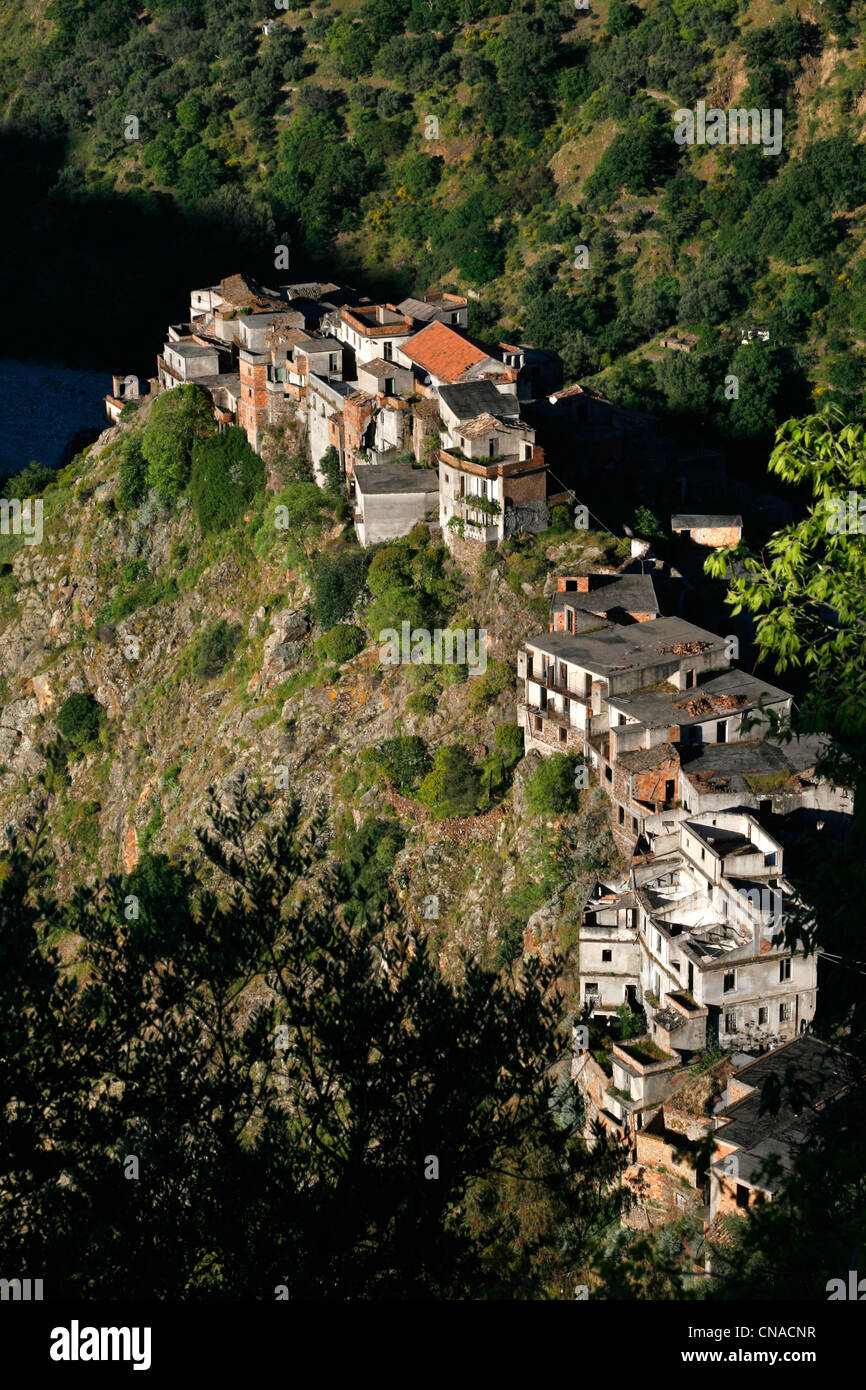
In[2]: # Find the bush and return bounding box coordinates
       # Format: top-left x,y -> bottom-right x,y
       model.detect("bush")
311,548 -> 368,627
4,461 -> 55,499
406,689 -> 437,717
192,619 -> 241,679
274,481 -> 330,533
632,506 -> 667,542
57,692 -> 103,752
118,438 -> 149,511
467,658 -> 513,714
525,753 -> 577,815
141,385 -> 214,503
319,624 -> 366,664
366,586 -> 426,639
191,427 -> 265,533
495,722 -> 524,767
417,745 -> 482,818
370,735 -> 430,793
319,444 -> 344,499
366,544 -> 413,596
337,817 -> 406,921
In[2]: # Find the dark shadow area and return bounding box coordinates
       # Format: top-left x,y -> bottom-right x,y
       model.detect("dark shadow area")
0,125 -> 373,378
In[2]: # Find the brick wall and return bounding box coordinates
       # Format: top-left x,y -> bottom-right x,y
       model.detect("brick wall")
623,1161 -> 705,1229
504,469 -> 546,505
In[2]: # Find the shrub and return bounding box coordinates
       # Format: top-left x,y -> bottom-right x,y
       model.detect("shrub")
440,662 -> 467,687
141,385 -> 214,503
311,548 -> 368,627
337,817 -> 406,921
4,461 -> 55,499
406,689 -> 437,717
525,752 -> 577,814
495,722 -> 524,767
417,745 -> 482,818
192,619 -> 241,679
319,623 -> 366,664
118,438 -> 149,511
274,481 -> 331,533
632,506 -> 667,542
319,444 -> 344,499
371,735 -> 430,793
191,427 -> 265,533
366,586 -> 426,639
57,692 -> 103,752
467,658 -> 513,714
366,543 -> 413,596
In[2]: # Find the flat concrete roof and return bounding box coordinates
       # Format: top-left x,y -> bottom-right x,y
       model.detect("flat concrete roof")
672,514 -> 743,529
608,669 -> 792,729
680,735 -> 829,796
524,616 -> 729,676
354,463 -> 438,495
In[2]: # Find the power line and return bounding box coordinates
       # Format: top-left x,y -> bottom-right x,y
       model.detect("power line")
545,466 -> 621,540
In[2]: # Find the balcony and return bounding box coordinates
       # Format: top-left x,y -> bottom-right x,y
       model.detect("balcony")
156,355 -> 183,385
522,701 -> 577,731
448,499 -> 500,544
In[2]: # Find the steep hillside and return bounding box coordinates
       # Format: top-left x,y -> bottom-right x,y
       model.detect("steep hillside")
0,404 -> 622,979
4,0 -> 866,449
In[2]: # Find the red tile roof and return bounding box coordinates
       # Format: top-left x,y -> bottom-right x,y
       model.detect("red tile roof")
401,321 -> 489,383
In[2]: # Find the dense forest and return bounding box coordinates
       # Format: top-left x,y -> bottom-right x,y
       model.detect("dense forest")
3,0 -> 866,452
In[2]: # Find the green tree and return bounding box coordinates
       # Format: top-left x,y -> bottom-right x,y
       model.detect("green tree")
176,91 -> 207,134
118,438 -> 149,511
141,385 -> 213,504
191,618 -> 241,679
311,549 -> 369,628
632,507 -> 667,542
319,624 -> 366,665
418,744 -> 482,818
525,753 -> 577,815
368,735 -> 430,794
57,692 -> 103,753
190,426 -> 265,534
319,445 -> 344,500
0,780 -> 626,1296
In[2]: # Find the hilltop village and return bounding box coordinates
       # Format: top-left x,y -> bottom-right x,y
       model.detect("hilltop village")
106,273 -> 862,1256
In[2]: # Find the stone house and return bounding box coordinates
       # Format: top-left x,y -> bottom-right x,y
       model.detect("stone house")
397,320 -> 516,393
705,1038 -> 864,1257
356,357 -> 415,398
397,292 -> 469,331
578,810 -> 817,1039
517,615 -> 732,763
632,812 -> 816,1050
332,303 -> 416,371
352,463 -> 438,547
307,374 -> 353,481
678,734 -> 852,831
436,381 -> 546,549
494,341 -> 563,400
550,572 -> 661,629
671,514 -> 744,548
